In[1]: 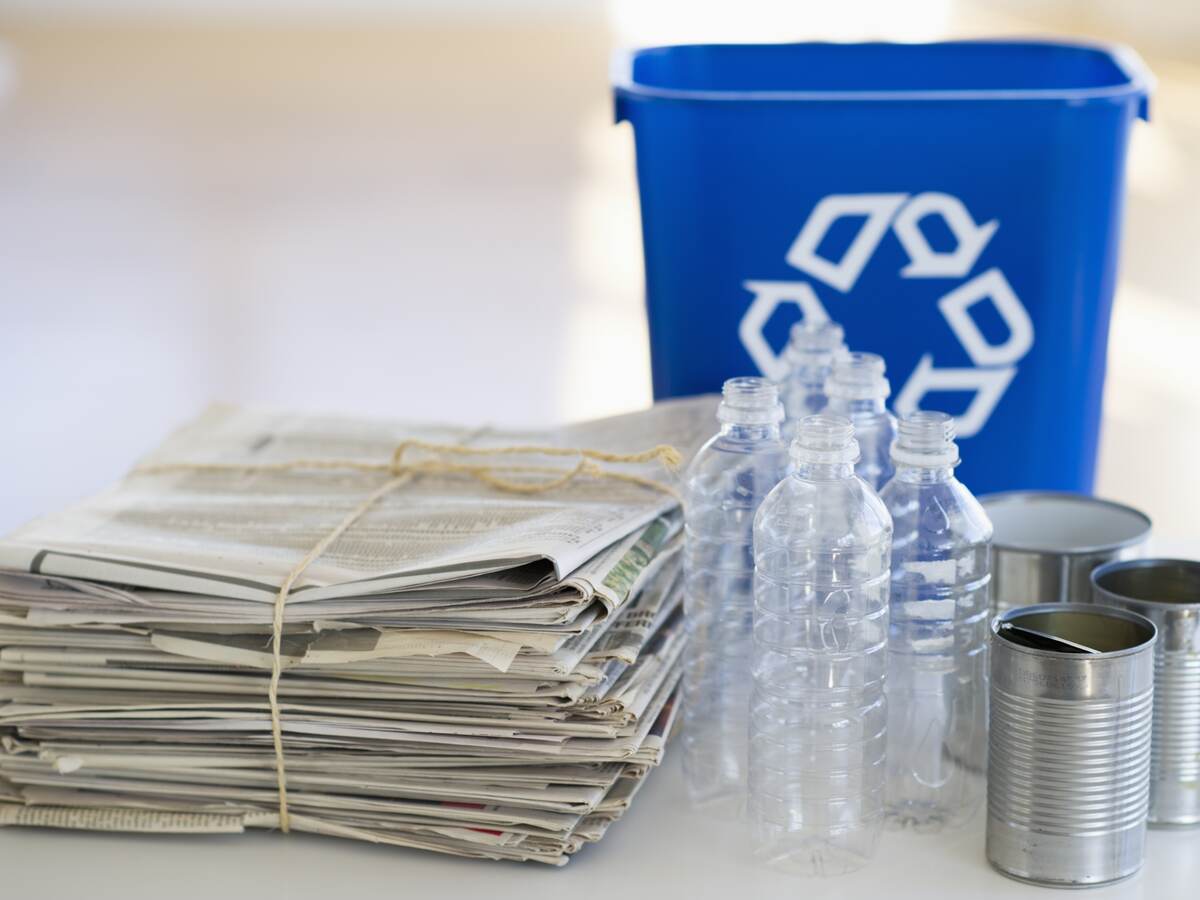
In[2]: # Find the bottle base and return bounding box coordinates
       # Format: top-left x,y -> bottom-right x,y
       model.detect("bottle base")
884,798 -> 978,833
752,827 -> 879,876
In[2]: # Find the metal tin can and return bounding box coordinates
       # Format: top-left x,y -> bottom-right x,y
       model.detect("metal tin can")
981,492 -> 1151,614
987,603 -> 1156,887
1092,559 -> 1200,827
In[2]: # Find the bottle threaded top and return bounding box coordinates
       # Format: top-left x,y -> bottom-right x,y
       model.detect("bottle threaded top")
790,414 -> 860,465
826,351 -> 891,400
717,376 -> 784,425
891,410 -> 960,467
784,319 -> 845,363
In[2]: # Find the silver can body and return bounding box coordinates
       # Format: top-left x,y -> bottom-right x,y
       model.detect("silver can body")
987,603 -> 1156,887
1092,559 -> 1200,827
981,492 -> 1151,614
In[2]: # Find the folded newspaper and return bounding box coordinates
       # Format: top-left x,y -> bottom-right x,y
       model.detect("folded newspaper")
0,396 -> 717,864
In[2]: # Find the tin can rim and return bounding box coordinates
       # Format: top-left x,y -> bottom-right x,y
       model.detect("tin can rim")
992,602 -> 1158,658
979,490 -> 1151,556
1091,557 -> 1200,610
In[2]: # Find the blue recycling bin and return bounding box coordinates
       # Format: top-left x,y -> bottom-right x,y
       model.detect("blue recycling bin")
614,40 -> 1151,494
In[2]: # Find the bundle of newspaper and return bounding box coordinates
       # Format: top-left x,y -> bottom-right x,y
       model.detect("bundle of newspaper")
0,397 -> 717,865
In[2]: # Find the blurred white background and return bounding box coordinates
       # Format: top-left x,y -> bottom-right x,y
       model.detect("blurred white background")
0,0 -> 1197,539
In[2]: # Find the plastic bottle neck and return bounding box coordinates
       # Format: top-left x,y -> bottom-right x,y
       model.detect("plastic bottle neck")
892,463 -> 956,484
831,396 -> 888,416
784,320 -> 845,375
720,422 -> 781,442
789,362 -> 837,394
715,376 -> 784,438
788,414 -> 859,481
825,352 -> 891,415
889,410 -> 960,482
794,460 -> 857,482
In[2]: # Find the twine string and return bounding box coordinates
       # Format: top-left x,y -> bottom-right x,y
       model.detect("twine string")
134,440 -> 681,832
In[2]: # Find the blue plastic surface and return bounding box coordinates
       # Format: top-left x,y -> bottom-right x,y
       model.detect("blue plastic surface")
614,40 -> 1151,495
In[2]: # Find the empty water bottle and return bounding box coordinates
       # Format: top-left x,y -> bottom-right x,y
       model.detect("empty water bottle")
749,415 -> 892,875
880,411 -> 992,832
682,377 -> 789,814
779,320 -> 846,440
825,352 -> 897,491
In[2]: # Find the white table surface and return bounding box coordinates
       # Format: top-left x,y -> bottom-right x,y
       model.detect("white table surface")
1,569 -> 1195,899
4,550 -> 1197,899
3,749 -> 1198,900
3,544 -> 1194,899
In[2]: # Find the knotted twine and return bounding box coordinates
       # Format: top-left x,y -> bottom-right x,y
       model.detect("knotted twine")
134,439 -> 683,831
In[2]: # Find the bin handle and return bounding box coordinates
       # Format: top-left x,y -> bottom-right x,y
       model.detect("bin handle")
1107,43 -> 1154,122
612,49 -> 633,124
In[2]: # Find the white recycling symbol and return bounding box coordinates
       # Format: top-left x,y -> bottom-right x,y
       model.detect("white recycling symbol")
740,192 -> 1033,438
785,194 -> 907,292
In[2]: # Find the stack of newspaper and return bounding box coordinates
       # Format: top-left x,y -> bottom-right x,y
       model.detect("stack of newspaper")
0,397 -> 716,865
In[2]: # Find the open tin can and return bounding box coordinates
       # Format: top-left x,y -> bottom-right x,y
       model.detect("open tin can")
987,603 -> 1156,888
981,492 -> 1151,614
1092,558 -> 1200,827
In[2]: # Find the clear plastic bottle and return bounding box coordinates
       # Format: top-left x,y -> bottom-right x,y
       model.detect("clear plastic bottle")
749,415 -> 892,875
825,352 -> 897,491
779,319 -> 847,440
682,377 -> 789,815
879,411 -> 992,832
